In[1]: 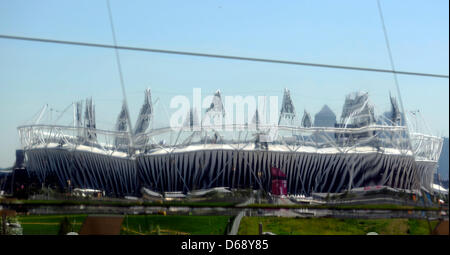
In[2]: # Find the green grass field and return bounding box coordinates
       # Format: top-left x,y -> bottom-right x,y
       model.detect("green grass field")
17,214 -> 231,235
16,214 -> 438,235
238,217 -> 438,235
120,215 -> 232,235
17,214 -> 87,235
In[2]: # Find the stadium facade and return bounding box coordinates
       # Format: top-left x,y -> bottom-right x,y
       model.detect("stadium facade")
16,89 -> 443,196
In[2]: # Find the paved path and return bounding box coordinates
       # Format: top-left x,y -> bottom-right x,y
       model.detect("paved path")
229,197 -> 256,235
236,197 -> 255,207
229,210 -> 246,235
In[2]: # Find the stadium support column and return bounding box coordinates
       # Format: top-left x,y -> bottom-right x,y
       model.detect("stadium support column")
278,88 -> 297,126
348,155 -> 355,192
75,101 -> 83,140
114,102 -> 130,148
133,89 -> 153,148
84,98 -> 97,143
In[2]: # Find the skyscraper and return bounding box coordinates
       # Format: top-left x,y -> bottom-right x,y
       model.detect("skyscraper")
314,105 -> 336,127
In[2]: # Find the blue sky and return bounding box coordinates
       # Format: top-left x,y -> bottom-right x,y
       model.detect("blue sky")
0,0 -> 448,167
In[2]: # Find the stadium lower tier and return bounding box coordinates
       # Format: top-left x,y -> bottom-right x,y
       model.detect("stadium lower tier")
24,148 -> 436,196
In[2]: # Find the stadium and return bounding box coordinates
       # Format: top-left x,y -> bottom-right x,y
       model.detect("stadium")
14,89 -> 443,197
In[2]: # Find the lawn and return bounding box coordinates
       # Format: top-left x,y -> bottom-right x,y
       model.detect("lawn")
238,217 -> 438,235
120,215 -> 232,235
17,214 -> 436,235
17,214 -> 87,235
17,214 -> 231,235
